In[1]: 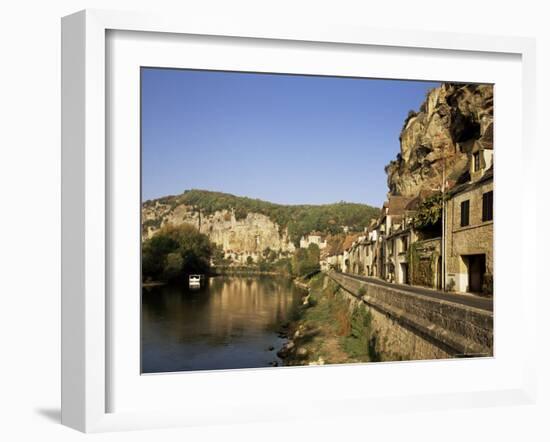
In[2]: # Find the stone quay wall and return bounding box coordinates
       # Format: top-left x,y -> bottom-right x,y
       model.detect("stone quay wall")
327,272 -> 493,359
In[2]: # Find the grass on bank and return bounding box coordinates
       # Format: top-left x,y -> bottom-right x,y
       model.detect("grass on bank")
286,274 -> 381,365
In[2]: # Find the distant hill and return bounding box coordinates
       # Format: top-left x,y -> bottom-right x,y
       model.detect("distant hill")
143,189 -> 379,247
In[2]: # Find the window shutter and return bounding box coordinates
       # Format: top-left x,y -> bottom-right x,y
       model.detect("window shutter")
482,191 -> 493,222
460,200 -> 470,227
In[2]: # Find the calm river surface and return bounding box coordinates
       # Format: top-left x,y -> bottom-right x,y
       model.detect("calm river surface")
141,276 -> 304,373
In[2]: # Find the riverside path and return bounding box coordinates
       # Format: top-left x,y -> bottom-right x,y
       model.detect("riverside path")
340,272 -> 493,312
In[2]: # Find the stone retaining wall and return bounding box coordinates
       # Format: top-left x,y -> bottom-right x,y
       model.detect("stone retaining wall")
328,272 -> 493,359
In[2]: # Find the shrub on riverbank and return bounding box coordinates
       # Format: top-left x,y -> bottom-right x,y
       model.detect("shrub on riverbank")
142,224 -> 213,282
291,243 -> 320,277
280,275 -> 381,366
342,304 -> 380,362
246,243 -> 319,277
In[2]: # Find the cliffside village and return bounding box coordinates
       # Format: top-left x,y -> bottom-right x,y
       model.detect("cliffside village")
142,84 -> 493,295
319,142 -> 493,296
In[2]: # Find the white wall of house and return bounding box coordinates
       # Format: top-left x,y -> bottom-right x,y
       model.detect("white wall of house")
300,234 -> 327,250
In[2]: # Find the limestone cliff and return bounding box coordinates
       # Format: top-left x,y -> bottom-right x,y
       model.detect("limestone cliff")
142,190 -> 379,263
142,202 -> 296,262
385,83 -> 493,197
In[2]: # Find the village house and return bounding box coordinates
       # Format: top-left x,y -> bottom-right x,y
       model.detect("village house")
354,217 -> 385,279
334,232 -> 360,273
379,196 -> 416,283
347,235 -> 367,275
397,190 -> 443,290
326,254 -> 338,270
326,192 -> 444,290
326,141 -> 493,298
299,233 -> 327,250
342,249 -> 350,273
335,253 -> 343,271
444,142 -> 493,295
385,223 -> 415,284
363,223 -> 378,277
358,204 -> 389,279
372,220 -> 386,279
343,196 -> 414,282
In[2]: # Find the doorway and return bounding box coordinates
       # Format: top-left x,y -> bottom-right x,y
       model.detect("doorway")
400,263 -> 408,284
464,254 -> 485,293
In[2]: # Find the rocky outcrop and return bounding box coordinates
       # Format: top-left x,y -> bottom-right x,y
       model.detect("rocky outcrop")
385,83 -> 493,197
142,202 -> 295,261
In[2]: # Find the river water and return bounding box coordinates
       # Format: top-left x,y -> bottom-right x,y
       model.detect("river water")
141,275 -> 304,373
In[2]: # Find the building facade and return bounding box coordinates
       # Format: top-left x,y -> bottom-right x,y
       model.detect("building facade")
408,237 -> 442,289
299,233 -> 327,250
385,226 -> 416,284
444,170 -> 493,294
325,144 -> 493,297
444,142 -> 494,295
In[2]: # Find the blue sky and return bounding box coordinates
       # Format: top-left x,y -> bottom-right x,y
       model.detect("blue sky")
141,68 -> 439,207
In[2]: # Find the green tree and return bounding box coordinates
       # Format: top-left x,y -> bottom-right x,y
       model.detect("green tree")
412,192 -> 447,235
262,247 -> 278,263
163,252 -> 184,281
142,234 -> 179,280
291,243 -> 320,276
142,224 -> 213,282
211,244 -> 227,266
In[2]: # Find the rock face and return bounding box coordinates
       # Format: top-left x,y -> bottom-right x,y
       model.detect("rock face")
142,202 -> 295,262
385,83 -> 493,197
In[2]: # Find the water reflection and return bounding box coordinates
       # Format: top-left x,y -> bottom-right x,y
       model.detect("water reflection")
141,276 -> 303,373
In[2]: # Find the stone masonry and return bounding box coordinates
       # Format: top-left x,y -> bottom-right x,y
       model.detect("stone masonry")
445,178 -> 493,293
328,271 -> 493,359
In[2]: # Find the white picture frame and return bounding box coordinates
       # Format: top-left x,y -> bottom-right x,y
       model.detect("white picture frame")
61,9 -> 537,433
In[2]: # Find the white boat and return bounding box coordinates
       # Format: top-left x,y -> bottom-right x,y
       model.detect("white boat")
188,274 -> 203,289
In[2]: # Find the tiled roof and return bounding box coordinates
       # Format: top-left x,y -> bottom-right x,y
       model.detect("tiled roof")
342,233 -> 362,251
447,166 -> 493,198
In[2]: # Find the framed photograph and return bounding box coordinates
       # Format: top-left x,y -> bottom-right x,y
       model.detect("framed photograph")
61,9 -> 537,432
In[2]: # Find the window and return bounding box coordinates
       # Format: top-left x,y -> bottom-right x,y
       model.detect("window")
482,190 -> 493,222
473,152 -> 481,171
401,237 -> 408,253
460,200 -> 470,227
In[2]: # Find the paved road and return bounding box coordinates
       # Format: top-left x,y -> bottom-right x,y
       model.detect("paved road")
338,272 -> 493,312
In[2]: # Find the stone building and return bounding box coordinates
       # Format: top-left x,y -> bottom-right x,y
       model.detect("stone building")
363,227 -> 378,277
350,218 -> 384,278
340,196 -> 417,284
299,233 -> 327,250
385,225 -> 416,284
347,235 -> 368,275
408,237 -> 442,289
380,196 -> 416,283
444,144 -> 493,295
326,83 -> 493,298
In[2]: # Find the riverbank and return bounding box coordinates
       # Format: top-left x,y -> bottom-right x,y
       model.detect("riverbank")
278,274 -> 381,366
142,281 -> 167,288
211,266 -> 289,277
142,271 -> 295,289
